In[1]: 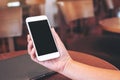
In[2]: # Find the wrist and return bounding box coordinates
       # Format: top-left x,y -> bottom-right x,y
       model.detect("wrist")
59,58 -> 74,74
59,59 -> 80,80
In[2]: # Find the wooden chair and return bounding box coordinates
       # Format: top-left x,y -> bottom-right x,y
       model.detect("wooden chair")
25,0 -> 45,16
0,7 -> 22,53
66,36 -> 120,69
57,0 -> 94,35
105,0 -> 114,10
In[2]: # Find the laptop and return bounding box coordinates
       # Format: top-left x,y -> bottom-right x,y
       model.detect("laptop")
0,54 -> 55,80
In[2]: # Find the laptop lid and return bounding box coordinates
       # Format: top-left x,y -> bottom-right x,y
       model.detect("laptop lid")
0,54 -> 53,80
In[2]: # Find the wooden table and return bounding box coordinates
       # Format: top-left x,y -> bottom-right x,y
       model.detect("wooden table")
99,17 -> 120,33
0,50 -> 118,80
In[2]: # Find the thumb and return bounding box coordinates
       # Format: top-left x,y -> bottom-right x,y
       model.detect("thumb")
51,28 -> 67,51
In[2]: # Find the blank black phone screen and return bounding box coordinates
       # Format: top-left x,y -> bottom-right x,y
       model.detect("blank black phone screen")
28,20 -> 58,56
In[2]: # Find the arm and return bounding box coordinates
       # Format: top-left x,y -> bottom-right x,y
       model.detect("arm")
61,59 -> 120,80
27,28 -> 120,80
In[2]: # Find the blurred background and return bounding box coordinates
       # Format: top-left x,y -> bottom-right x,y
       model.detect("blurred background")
0,0 -> 120,69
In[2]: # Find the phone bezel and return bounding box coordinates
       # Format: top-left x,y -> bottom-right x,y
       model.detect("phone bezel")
26,15 -> 60,61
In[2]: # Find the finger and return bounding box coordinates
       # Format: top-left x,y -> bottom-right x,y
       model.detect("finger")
27,40 -> 38,62
51,28 -> 66,50
30,48 -> 36,59
27,34 -> 31,42
27,40 -> 33,55
30,48 -> 39,62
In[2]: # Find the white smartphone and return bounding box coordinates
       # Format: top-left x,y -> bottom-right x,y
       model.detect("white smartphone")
26,15 -> 60,61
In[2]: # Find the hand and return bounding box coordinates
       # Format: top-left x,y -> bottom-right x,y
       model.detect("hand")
27,28 -> 72,72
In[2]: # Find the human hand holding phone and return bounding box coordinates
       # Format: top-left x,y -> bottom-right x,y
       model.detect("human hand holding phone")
26,15 -> 72,72
27,28 -> 72,72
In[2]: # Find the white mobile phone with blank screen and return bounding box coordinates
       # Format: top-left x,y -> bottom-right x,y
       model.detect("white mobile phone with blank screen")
26,15 -> 60,61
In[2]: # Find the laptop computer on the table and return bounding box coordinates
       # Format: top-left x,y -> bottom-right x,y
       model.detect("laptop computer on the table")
0,54 -> 55,80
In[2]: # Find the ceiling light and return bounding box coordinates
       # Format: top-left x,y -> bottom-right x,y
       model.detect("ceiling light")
7,1 -> 20,7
